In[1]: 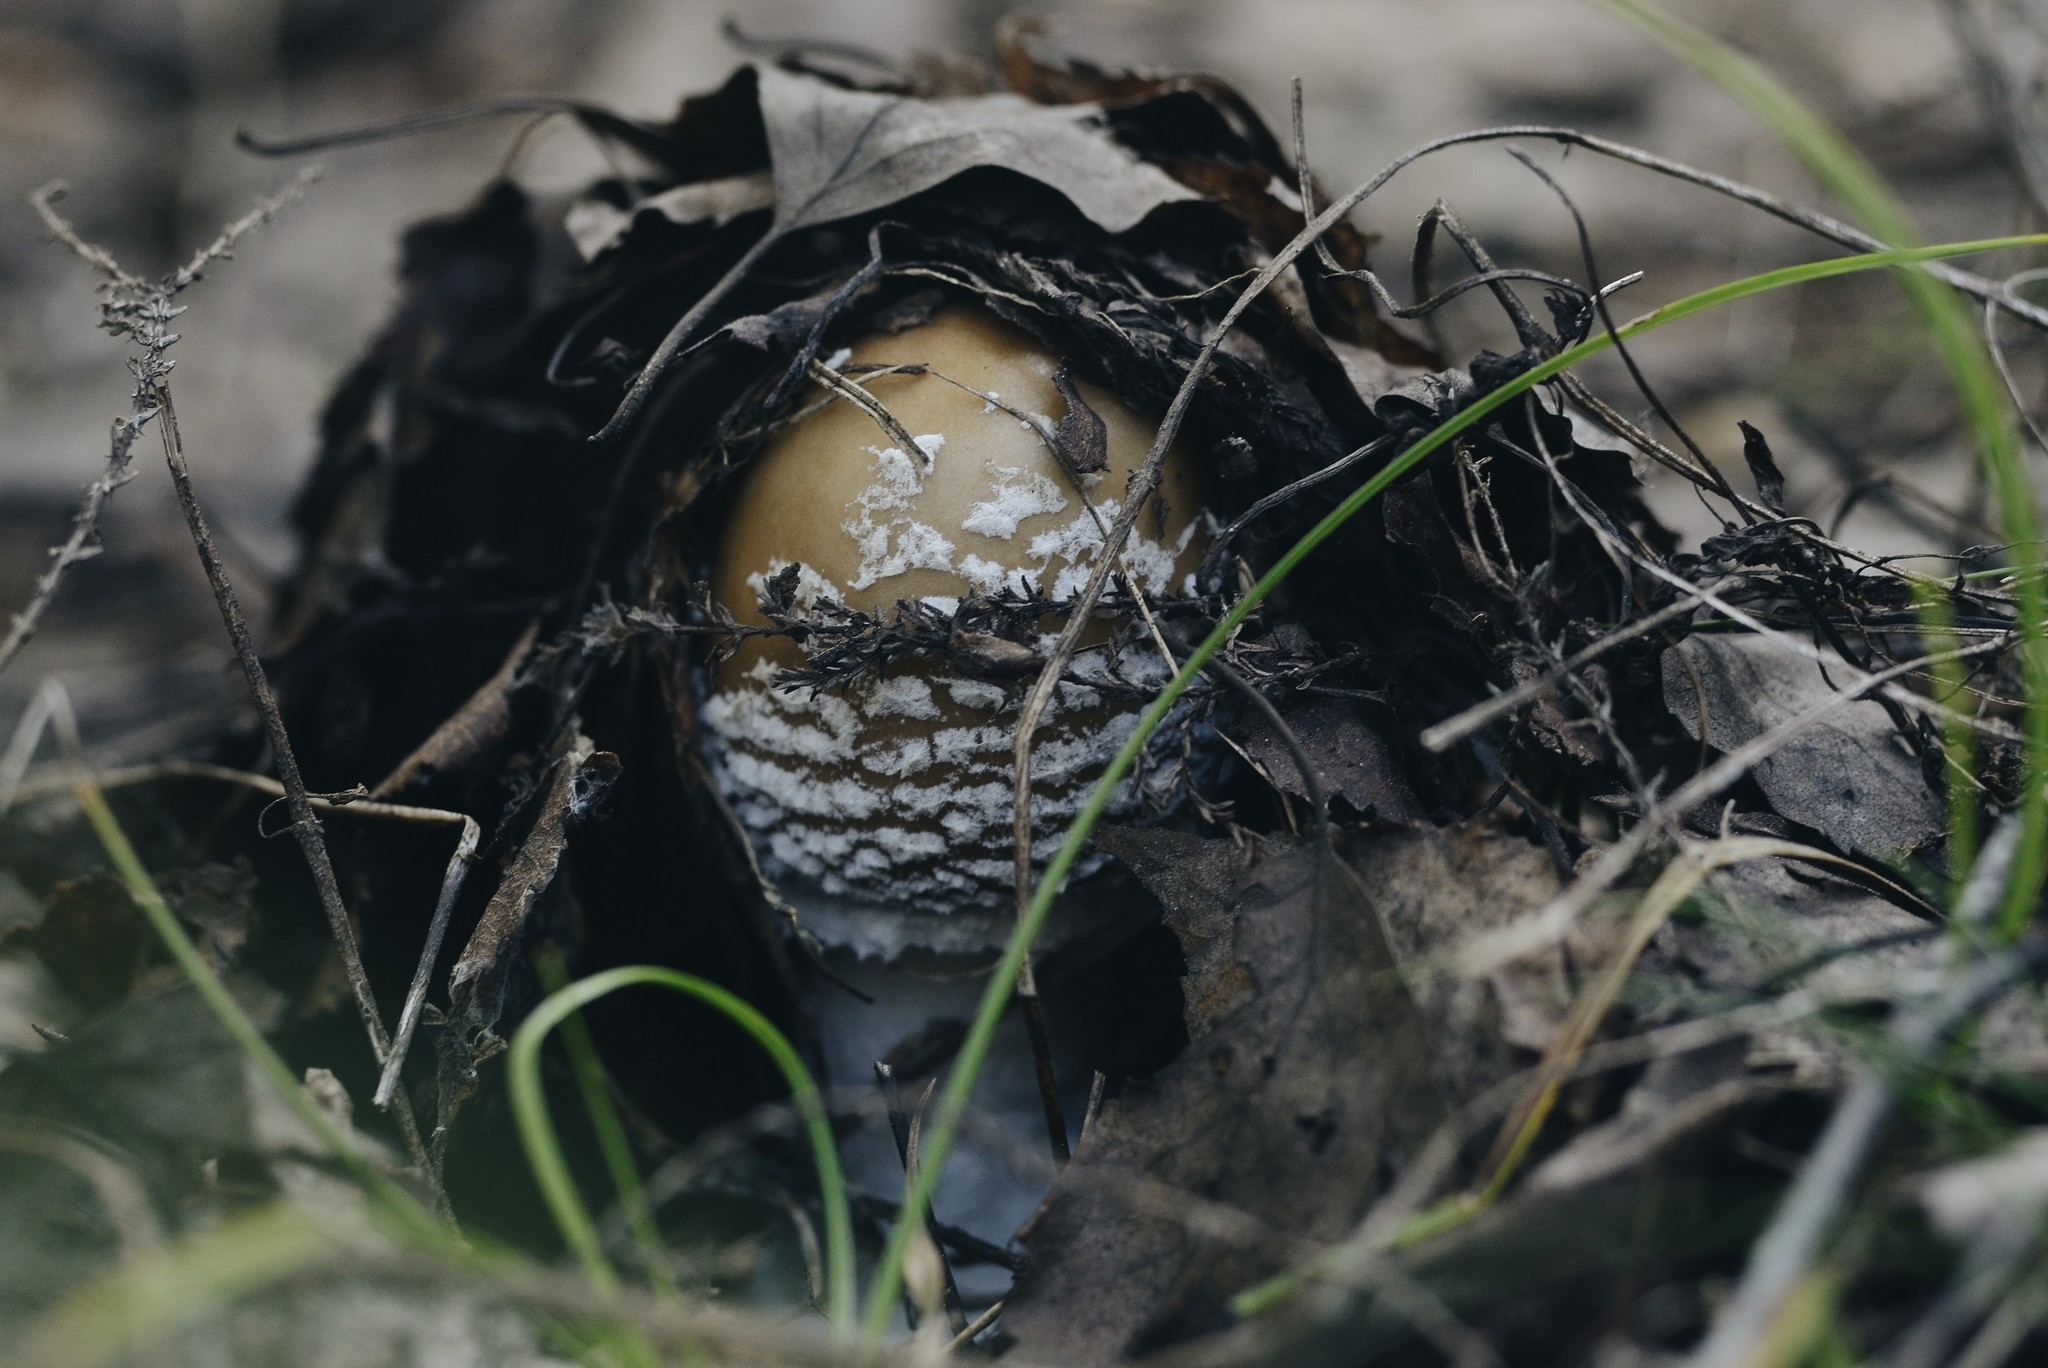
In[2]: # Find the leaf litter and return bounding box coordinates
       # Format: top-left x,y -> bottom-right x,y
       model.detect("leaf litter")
6,17 -> 2048,1368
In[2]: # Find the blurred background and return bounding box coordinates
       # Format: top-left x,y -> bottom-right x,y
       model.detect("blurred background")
2,0 -> 2044,756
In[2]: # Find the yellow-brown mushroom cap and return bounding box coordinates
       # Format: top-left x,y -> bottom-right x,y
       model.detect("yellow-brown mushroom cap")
700,305 -> 1211,956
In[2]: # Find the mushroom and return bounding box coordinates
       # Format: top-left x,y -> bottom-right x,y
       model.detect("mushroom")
697,302 -> 1213,1276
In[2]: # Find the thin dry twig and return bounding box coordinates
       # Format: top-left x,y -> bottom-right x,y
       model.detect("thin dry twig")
28,175 -> 439,1186
1985,267 -> 2048,462
876,1064 -> 967,1334
1003,121 -> 1804,977
1689,829 -> 2044,1368
5,753 -> 479,1155
1452,638 -> 2002,980
0,411 -> 155,681
1002,113 -> 2048,953
1419,578 -> 1735,753
947,1299 -> 1005,1353
1471,834 -> 1829,1199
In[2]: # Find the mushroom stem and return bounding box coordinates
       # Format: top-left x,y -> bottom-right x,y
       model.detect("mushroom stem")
810,946 -> 1084,1302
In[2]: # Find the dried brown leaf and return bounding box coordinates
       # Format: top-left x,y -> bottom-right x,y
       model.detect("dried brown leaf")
1005,829 -> 1443,1362
1662,636 -> 1943,861
752,64 -> 1194,237
1232,699 -> 1422,823
596,64 -> 1199,439
3,875 -> 152,1011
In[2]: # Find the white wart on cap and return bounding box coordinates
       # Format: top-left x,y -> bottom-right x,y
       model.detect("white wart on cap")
700,305 -> 1212,958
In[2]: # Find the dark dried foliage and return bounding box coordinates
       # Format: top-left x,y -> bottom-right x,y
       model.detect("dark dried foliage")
9,25 -> 2033,1367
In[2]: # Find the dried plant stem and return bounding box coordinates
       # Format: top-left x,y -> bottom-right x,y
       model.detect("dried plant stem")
150,379 -> 435,1164
1689,935 -> 2048,1368
376,830 -> 478,1112
947,1299 -> 1005,1352
876,1064 -> 967,1333
1471,834 -> 1821,1202
9,756 -> 470,831
0,411 -> 154,681
1419,579 -> 1733,752
1453,639 -> 2002,982
9,757 -> 474,1120
1597,0 -> 2048,927
22,683 -> 452,1245
6,756 -> 482,1127
29,175 -> 435,1181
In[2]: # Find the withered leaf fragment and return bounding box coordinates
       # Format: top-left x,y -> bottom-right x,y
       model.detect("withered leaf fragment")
3,875 -> 152,1011
1005,829 -> 1443,1362
1232,697 -> 1421,823
1737,420 -> 1788,513
445,735 -> 620,1050
1050,367 -> 1110,474
1662,636 -> 1942,862
754,64 -> 1195,236
596,63 -> 1198,438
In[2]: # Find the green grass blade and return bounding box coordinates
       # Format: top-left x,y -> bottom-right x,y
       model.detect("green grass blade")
857,232 -> 2048,1343
11,1201 -> 333,1368
507,964 -> 856,1342
43,728 -> 671,1365
59,744 -> 452,1253
1913,580 -> 1981,903
532,947 -> 679,1299
1588,0 -> 2047,927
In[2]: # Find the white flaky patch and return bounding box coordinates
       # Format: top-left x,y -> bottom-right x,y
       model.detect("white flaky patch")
837,434 -> 1198,605
961,467 -> 1067,540
699,651 -> 1144,930
843,437 -> 955,591
866,674 -> 939,720
1027,498 -> 1201,600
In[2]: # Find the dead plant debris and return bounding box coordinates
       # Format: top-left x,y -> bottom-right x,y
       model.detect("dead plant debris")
6,17 -> 2048,1368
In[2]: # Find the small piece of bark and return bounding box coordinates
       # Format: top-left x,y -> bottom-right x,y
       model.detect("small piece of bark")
445,734 -> 620,1041
371,621 -> 538,799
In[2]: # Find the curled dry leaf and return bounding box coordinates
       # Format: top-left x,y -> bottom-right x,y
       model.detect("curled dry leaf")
752,62 -> 1195,235
572,65 -> 1196,264
2,874 -> 152,1011
593,63 -> 1200,437
567,171 -> 776,260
